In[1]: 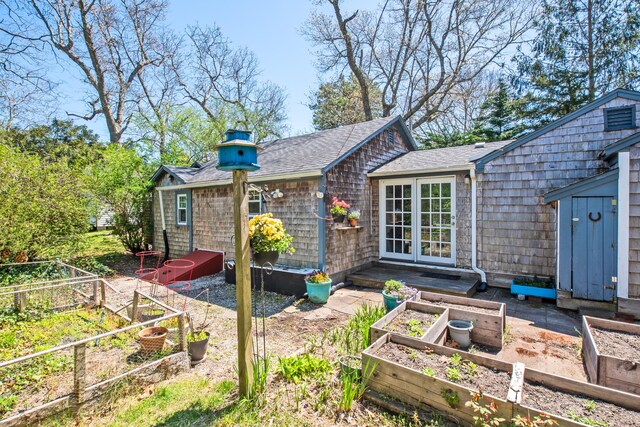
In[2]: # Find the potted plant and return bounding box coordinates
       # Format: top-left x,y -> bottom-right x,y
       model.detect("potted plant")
347,210 -> 360,227
187,292 -> 212,365
510,276 -> 557,300
138,326 -> 168,354
330,196 -> 350,223
249,213 -> 295,265
187,330 -> 211,365
305,270 -> 332,304
156,315 -> 190,343
382,279 -> 418,312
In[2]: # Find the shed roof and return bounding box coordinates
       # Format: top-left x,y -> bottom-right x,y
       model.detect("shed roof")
152,115 -> 417,187
601,131 -> 640,160
368,140 -> 512,177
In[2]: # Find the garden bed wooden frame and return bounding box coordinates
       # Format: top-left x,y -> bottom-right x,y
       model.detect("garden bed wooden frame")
582,315 -> 640,395
370,301 -> 449,344
363,333 -> 640,427
363,333 -> 515,426
0,260 -> 99,293
0,287 -> 189,427
413,291 -> 506,348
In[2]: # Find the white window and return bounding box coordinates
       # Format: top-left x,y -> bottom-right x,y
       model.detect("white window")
177,194 -> 188,225
248,190 -> 263,218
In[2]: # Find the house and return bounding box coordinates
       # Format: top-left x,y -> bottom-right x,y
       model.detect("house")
151,89 -> 640,318
151,116 -> 417,293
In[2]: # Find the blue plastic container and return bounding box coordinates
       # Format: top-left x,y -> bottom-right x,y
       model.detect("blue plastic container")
306,279 -> 332,304
216,129 -> 262,171
510,281 -> 557,300
382,291 -> 401,312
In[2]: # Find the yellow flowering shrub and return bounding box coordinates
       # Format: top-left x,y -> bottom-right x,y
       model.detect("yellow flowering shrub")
249,213 -> 295,254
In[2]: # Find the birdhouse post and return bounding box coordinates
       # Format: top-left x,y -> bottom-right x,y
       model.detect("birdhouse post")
216,129 -> 262,398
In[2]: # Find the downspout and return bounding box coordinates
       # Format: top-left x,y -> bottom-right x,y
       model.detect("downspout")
470,169 -> 488,291
318,175 -> 327,271
157,189 -> 170,262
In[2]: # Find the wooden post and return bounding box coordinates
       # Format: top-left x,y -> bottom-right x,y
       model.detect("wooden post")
92,280 -> 98,305
72,343 -> 86,418
131,291 -> 140,324
177,313 -> 188,352
100,281 -> 106,308
233,169 -> 253,398
13,291 -> 26,312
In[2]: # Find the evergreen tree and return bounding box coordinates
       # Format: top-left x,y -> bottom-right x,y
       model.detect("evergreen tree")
515,0 -> 640,124
473,80 -> 527,141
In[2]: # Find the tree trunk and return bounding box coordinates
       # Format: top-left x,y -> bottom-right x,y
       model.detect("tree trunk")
587,0 -> 595,101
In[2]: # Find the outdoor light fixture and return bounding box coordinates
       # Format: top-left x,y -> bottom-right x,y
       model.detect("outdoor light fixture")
316,191 -> 324,199
464,174 -> 471,185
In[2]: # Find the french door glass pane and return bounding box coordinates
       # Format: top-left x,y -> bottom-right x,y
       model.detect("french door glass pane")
384,184 -> 412,257
419,182 -> 453,259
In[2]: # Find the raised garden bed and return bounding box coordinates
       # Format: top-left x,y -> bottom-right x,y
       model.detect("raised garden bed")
364,333 -> 640,427
516,366 -> 640,426
370,301 -> 448,344
0,260 -> 98,289
363,333 -> 514,425
413,291 -> 505,348
582,316 -> 640,395
0,283 -> 188,426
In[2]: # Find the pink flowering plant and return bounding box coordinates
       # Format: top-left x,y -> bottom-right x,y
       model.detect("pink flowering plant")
330,196 -> 350,216
383,279 -> 418,302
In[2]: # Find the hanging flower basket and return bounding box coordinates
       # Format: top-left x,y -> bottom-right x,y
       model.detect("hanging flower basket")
248,213 -> 295,264
253,250 -> 279,266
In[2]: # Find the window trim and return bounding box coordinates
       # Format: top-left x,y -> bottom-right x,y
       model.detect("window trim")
176,193 -> 188,226
248,189 -> 264,219
604,105 -> 636,131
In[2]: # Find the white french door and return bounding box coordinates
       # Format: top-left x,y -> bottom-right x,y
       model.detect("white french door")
380,177 -> 456,265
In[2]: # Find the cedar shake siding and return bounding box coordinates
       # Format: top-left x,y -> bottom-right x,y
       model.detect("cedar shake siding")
478,98 -> 640,280
153,175 -> 191,257
324,126 -> 410,277
192,180 -> 319,269
325,128 -> 409,275
628,143 -> 640,298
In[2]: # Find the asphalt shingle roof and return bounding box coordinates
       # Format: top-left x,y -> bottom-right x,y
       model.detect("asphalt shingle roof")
369,140 -> 512,176
160,116 -> 402,185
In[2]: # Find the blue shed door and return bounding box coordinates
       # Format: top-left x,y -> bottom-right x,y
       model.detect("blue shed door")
571,197 -> 616,301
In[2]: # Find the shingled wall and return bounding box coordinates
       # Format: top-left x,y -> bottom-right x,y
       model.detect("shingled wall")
153,175 -> 191,257
628,143 -> 640,299
191,180 -> 319,268
478,98 -> 640,281
325,126 -> 410,278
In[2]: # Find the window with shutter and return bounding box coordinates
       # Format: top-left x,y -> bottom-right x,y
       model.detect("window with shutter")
604,105 -> 636,131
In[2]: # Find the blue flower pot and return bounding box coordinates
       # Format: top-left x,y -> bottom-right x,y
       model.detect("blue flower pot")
306,279 -> 332,304
382,290 -> 401,312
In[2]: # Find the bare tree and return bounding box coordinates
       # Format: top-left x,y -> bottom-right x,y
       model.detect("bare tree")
133,33 -> 180,155
171,25 -> 287,143
1,0 -> 168,143
305,0 -> 533,130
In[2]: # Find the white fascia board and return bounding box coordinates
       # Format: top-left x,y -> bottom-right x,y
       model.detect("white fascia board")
368,165 -> 470,178
156,170 -> 323,191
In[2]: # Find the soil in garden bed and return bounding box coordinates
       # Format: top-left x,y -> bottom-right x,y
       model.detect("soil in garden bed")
376,342 -> 511,398
419,300 -> 499,315
385,309 -> 441,338
591,327 -> 640,363
444,339 -> 501,356
522,380 -> 640,426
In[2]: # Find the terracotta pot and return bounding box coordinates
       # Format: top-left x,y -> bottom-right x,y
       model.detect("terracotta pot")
332,214 -> 345,223
253,250 -> 279,266
138,326 -> 167,354
349,218 -> 359,227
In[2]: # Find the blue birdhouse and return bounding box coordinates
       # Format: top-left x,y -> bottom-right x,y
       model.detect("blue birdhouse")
216,129 -> 263,171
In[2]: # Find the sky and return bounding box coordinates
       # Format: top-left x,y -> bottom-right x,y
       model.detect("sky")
55,0 -> 372,140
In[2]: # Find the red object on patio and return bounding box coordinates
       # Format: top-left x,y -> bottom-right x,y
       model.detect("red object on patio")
139,250 -> 224,285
